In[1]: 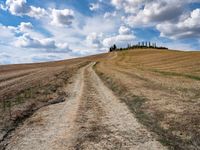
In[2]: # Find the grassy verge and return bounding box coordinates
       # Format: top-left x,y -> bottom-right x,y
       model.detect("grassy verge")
93,63 -> 194,150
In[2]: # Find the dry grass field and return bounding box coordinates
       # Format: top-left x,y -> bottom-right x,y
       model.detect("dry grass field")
95,49 -> 200,150
0,57 -> 90,142
0,49 -> 199,150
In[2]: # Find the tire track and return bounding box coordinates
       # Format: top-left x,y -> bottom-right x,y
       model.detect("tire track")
70,65 -> 111,149
4,62 -> 166,150
70,63 -> 166,150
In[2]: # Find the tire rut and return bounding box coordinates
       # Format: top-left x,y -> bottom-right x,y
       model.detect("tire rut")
70,63 -> 166,150
4,62 -> 167,150
71,66 -> 112,149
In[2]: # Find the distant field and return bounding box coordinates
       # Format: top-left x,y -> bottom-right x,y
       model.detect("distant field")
0,49 -> 199,150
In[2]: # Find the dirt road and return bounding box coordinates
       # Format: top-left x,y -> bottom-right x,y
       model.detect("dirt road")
5,63 -> 166,150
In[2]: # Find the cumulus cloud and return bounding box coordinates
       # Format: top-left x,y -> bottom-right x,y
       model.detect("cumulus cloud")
125,1 -> 183,27
51,9 -> 74,27
111,0 -> 199,27
5,0 -> 28,16
157,9 -> 200,39
28,6 -> 47,19
42,13 -> 120,54
3,0 -> 47,19
15,33 -> 54,49
118,25 -> 131,35
103,34 -> 135,47
111,0 -> 144,12
110,0 -> 200,42
0,22 -> 71,53
102,24 -> 135,47
86,32 -> 103,48
15,33 -> 71,52
18,22 -> 33,31
5,22 -> 45,39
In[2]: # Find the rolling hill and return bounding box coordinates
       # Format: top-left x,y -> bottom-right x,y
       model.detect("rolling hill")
0,49 -> 200,150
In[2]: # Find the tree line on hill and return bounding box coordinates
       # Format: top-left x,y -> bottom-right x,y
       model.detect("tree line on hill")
109,42 -> 168,52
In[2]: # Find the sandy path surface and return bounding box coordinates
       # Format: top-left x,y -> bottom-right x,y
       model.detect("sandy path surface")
5,63 -> 166,150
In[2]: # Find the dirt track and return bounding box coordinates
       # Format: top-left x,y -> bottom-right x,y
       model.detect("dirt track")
5,63 -> 166,150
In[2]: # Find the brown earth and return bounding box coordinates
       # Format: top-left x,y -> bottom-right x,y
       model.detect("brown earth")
0,49 -> 200,150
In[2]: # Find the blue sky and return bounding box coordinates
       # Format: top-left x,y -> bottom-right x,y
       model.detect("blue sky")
0,0 -> 200,64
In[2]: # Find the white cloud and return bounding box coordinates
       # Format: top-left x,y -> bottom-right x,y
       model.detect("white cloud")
5,0 -> 28,16
82,15 -> 118,34
118,25 -> 131,35
15,33 -> 54,49
15,33 -> 71,53
6,22 -> 45,40
56,43 -> 70,50
51,9 -> 74,27
157,9 -> 200,39
86,32 -> 103,48
104,11 -> 117,18
18,22 -> 33,31
0,0 -> 134,64
0,3 -> 7,11
0,24 -> 17,44
102,25 -> 135,47
0,22 -> 71,54
3,0 -> 47,19
111,0 -> 144,12
111,0 -> 200,28
125,1 -> 183,27
89,3 -> 100,11
28,6 -> 47,19
40,12 -> 120,55
103,34 -> 135,47
111,0 -> 123,9
102,23 -> 135,48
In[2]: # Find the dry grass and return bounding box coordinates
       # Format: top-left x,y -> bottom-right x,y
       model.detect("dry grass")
0,52 -> 108,143
95,49 -> 200,150
0,57 -> 90,142
1,49 -> 200,150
